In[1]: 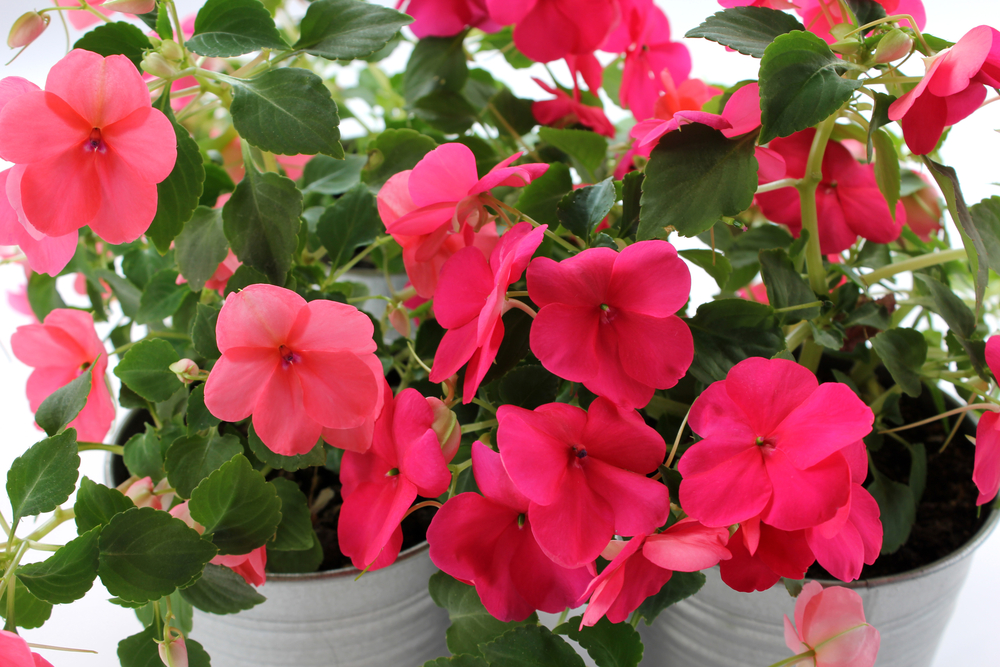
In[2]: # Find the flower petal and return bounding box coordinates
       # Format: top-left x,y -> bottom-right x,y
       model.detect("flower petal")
216,284 -> 305,352
296,350 -> 380,430
607,240 -> 690,317
613,311 -> 693,391
287,298 -> 375,355
585,458 -> 671,537
678,445 -> 771,527
252,366 -> 324,456
771,383 -> 874,470
0,90 -> 88,163
408,143 -> 480,208
17,148 -> 101,238
89,151 -> 158,244
102,106 -> 178,183
762,449 -> 851,531
723,357 -> 817,437
45,50 -> 150,127
528,467 -> 614,568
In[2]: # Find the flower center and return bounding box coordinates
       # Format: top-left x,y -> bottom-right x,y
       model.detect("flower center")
572,444 -> 588,459
755,436 -> 775,450
599,303 -> 618,324
84,128 -> 106,154
278,344 -> 300,368
517,513 -> 526,528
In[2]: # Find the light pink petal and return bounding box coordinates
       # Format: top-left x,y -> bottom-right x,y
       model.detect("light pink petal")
377,170 -> 415,226
405,0 -> 476,38
102,106 -> 178,184
295,350 -> 380,430
496,404 -> 576,505
530,303 -> 601,382
721,82 -> 762,137
0,629 -> 37,666
16,229 -> 79,277
785,615 -> 809,656
45,51 -> 149,127
678,445 -> 772,527
287,298 -> 375,355
0,76 -> 40,112
216,284 -> 305,352
25,367 -> 78,413
385,201 -> 456,237
11,318 -> 90,369
472,441 -> 530,511
974,410 -> 1000,505
18,149 -> 101,238
408,143 -> 480,207
252,366 -> 324,456
0,90 -> 88,163
801,584 -> 869,646
581,397 -> 665,472
528,467 -> 614,568
89,151 -> 158,244
613,311 -> 693,391
771,383 -> 874,470
72,367 -> 115,442
795,579 -> 826,635
203,351 -> 275,422
724,357 -> 817,437
585,458 -> 670,536
643,518 -> 731,571
755,146 -> 787,183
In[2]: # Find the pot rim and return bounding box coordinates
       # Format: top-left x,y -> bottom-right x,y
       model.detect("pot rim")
265,541 -> 431,582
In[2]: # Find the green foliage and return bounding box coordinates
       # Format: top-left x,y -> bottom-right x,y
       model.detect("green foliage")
362,128 -> 437,190
422,657 -> 489,667
75,477 -> 134,535
26,272 -> 66,322
191,304 -> 222,360
17,527 -> 101,605
404,33 -> 469,104
174,207 -> 229,292
759,248 -> 821,324
302,155 -> 367,195
118,625 -> 211,667
0,580 -> 52,629
636,570 -> 706,624
968,196 -> 1000,280
515,162 -> 573,228
617,171 -> 644,239
186,384 -> 222,434
555,616 -> 644,667
114,339 -> 183,402
179,563 -> 266,614
135,269 -> 188,324
872,129 -> 901,217
149,92 -> 206,253
123,423 -> 166,483
487,88 -> 537,138
6,430 -> 80,528
678,249 -> 732,291
557,178 -> 615,239
247,423 -> 327,470
914,274 -> 976,339
187,0 -> 287,57
871,328 -> 927,397
479,625 -> 585,667
685,7 -> 805,58
268,477 -> 315,551
499,365 -> 561,411
295,0 -> 412,60
688,300 -> 784,384
538,127 -> 607,180
200,162 -> 236,207
166,433 -> 244,499
867,464 -> 916,554
73,21 -> 152,69
316,184 -> 383,268
35,371 -> 91,437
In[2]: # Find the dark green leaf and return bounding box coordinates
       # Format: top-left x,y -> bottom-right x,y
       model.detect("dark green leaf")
135,270 -> 188,324
867,466 -> 915,554
26,272 -> 66,322
914,274 -> 976,339
7,430 -> 79,528
153,7 -> 172,39
404,33 -> 469,103
186,384 -> 221,434
871,328 -> 927,397
556,616 -> 643,667
122,246 -> 173,290
166,433 -> 244,499
247,423 -> 327,471
73,21 -> 153,70
200,162 -> 236,207
538,127 -> 607,179
479,625 -> 585,667
269,477 -> 315,551
926,159 -> 986,311
759,248 -> 820,324
295,0 -> 412,60
179,563 -> 266,614
639,125 -> 757,239
17,527 -> 101,605
872,129 -> 900,218
842,301 -> 891,329
422,657 -> 489,667
265,531 -> 324,573
810,321 -> 845,350
361,128 -> 437,190
486,88 -> 537,137
75,477 -> 134,535
114,339 -> 183,402
187,0 -> 287,57
968,195 -> 1000,278
118,625 -> 211,667
514,162 -> 573,228
175,206 -> 229,292
191,304 -> 222,359
679,249 -> 732,291
98,507 -> 217,603
412,91 -> 478,133
685,7 -> 805,58
617,171 -> 644,239
96,270 -> 142,318
316,184 -> 383,268
480,309 -> 533,385
688,299 -> 784,384
35,371 -> 91,437
758,31 -> 863,143
856,241 -> 891,269
149,92 -> 206,253
0,580 -> 52,629
557,178 -> 615,239
866,92 -> 895,162
499,365 -> 560,411
302,154 -> 367,195
123,423 -> 165,483
189,454 -> 282,555
637,570 -> 706,625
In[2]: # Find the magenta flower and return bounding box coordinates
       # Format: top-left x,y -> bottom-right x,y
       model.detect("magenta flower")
678,357 -> 874,531
213,546 -> 267,587
528,240 -> 693,409
0,629 -> 54,667
805,483 -> 883,582
429,222 -> 546,403
338,388 -> 454,570
797,0 -> 925,45
755,129 -> 905,254
719,522 -> 816,592
784,582 -> 880,667
397,0 -> 499,38
532,79 -> 616,138
630,81 -> 760,149
427,442 -> 593,621
496,397 -> 670,568
0,50 -> 177,245
889,25 -> 1000,155
973,336 -> 1000,504
486,0 -> 620,64
204,284 -> 385,456
11,309 -> 114,443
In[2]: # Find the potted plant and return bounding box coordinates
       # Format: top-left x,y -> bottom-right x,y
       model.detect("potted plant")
1,0 -> 999,666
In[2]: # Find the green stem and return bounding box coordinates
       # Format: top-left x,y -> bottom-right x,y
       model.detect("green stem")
26,507 -> 74,543
0,512 -> 10,537
765,650 -> 816,667
78,442 -> 125,455
3,542 -> 29,631
25,541 -> 63,552
797,114 -> 841,295
460,419 -> 497,435
328,236 -> 395,284
785,320 -> 813,353
773,300 -> 824,314
556,607 -> 570,626
756,177 -> 800,194
799,338 -> 824,374
860,248 -> 967,286
166,0 -> 185,49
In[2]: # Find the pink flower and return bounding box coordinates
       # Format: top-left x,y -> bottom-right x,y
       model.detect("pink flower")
429,222 -> 546,403
7,282 -> 36,322
797,1 -> 925,44
377,143 -> 546,298
719,522 -> 816,592
158,631 -> 188,667
888,25 -> 1000,155
900,173 -> 942,240
678,357 -> 873,531
805,483 -> 883,582
578,520 -> 731,627
338,387 -> 454,570
630,81 -> 760,149
213,546 -> 267,587
486,0 -> 620,64
11,309 -> 114,442
784,581 -> 880,667
0,50 -> 177,245
720,0 -> 799,8
427,442 -> 593,621
398,0 -> 500,38
755,129 -> 905,254
56,0 -> 113,30
973,336 -> 1000,504
177,249 -> 242,294
122,476 -> 162,510
532,79 -> 616,138
204,284 -> 385,456
0,629 -> 54,667
527,240 -> 693,409
496,397 -> 670,568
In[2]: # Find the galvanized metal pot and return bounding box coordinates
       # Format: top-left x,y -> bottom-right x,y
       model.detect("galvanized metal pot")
638,507 -> 999,667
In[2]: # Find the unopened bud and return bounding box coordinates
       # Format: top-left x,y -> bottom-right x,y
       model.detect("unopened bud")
169,501 -> 206,535
141,52 -> 179,79
158,631 -> 188,667
102,0 -> 157,15
7,12 -> 48,49
387,304 -> 411,338
427,398 -> 460,463
123,477 -> 161,510
830,39 -> 861,55
875,29 -> 914,63
828,23 -> 855,42
159,38 -> 184,62
169,358 -> 200,384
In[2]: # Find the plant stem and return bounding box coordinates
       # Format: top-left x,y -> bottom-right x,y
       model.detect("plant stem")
329,236 -> 394,284
785,320 -> 812,352
797,114 -> 840,295
860,248 -> 967,286
665,405 -> 693,469
799,338 -> 824,374
505,299 -> 537,318
773,300 -> 824,314
880,403 -> 997,433
755,177 -> 800,194
765,651 -> 816,667
78,442 -> 125,455
460,419 -> 498,434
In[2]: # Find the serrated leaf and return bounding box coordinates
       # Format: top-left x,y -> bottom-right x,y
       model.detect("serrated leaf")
246,423 -> 326,471
404,33 -> 469,103
538,127 -> 607,179
75,477 -> 134,535
200,161 -> 236,207
153,7 -> 172,39
0,580 -> 52,629
316,183 -> 383,268
149,91 -> 205,252
968,195 -> 1000,277
135,269 -> 188,324
556,616 -> 643,667
759,248 -> 820,324
498,365 -> 560,411
123,423 -> 165,483
98,507 -> 217,603
872,128 -> 900,218
7,430 -> 80,528
758,31 -> 863,144
479,625 -> 585,667
187,0 -> 287,57
228,67 -> 343,157
179,563 -> 266,614
557,178 -> 615,239
914,274 -> 976,339
871,328 -> 927,397
191,304 -> 222,360
34,370 -> 91,437
639,125 -> 757,239
189,454 -> 282,555
186,384 -> 221,434
268,477 -> 315,551
165,433 -> 244,499
617,171 -> 644,239
96,269 -> 141,318
114,339 -> 183,402
265,530 -> 324,573
866,92 -> 895,162
514,162 -> 573,228
688,299 -> 784,384
73,21 -> 153,70
679,248 -> 732,291
295,0 -> 412,60
302,154 -> 367,195
173,206 -> 229,292
685,7 -> 806,58
412,91 -> 479,133
637,570 -> 706,625
867,466 -> 915,554
26,272 -> 66,322
361,128 -> 437,190
17,527 -> 101,605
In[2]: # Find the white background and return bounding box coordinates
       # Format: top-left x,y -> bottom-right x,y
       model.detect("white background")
0,0 -> 998,664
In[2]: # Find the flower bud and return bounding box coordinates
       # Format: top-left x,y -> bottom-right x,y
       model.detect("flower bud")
169,501 -> 206,535
141,52 -> 179,79
158,631 -> 188,667
169,358 -> 200,384
123,477 -> 162,510
427,397 -> 460,463
875,29 -> 914,63
7,12 -> 48,49
387,304 -> 411,338
102,0 -> 157,15
159,38 -> 185,62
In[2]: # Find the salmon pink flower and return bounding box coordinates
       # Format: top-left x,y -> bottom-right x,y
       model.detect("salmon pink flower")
429,222 -> 546,403
973,336 -> 1000,504
900,173 -> 943,240
428,442 -> 593,621
158,630 -> 188,667
204,284 -> 385,456
784,581 -> 880,667
122,476 -> 162,510
11,308 -> 114,442
0,50 -> 177,245
486,0 -> 620,64
398,0 -> 499,38
532,79 -> 616,138
496,397 -> 670,568
678,357 -> 874,531
0,629 -> 54,667
338,387 -> 455,570
213,546 -> 267,587
176,249 -> 241,294
528,240 -> 693,409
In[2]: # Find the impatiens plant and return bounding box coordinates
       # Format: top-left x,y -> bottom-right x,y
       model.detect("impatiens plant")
2,0 -> 1000,665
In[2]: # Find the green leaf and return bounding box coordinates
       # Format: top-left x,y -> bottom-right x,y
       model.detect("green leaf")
96,269 -> 142,319
404,33 -> 469,104
538,127 -> 607,180
35,371 -> 91,437
0,580 -> 52,629
487,88 -> 537,138
191,304 -> 222,360
122,246 -> 173,290
685,7 -> 805,58
179,563 -> 266,614
640,125 -> 758,239
123,423 -> 165,483
302,154 -> 368,195
422,657 -> 489,667
118,625 -> 212,667
914,274 -> 976,339
617,171 -> 643,239
866,92 -> 895,162
17,527 -> 101,605
968,195 -> 1000,278
678,249 -> 732,291
316,183 -> 383,268
499,365 -> 560,411
871,328 -> 927,397
872,128 -> 900,218
265,531 -> 324,573
688,299 -> 784,384
867,466 -> 915,554
154,6 -> 172,39
759,248 -> 821,324
479,625 -> 585,667
557,178 -> 615,239
186,384 -> 221,434
515,162 -> 573,228
269,477 -> 315,551
479,26 -> 532,69
187,0 -> 287,57
135,269 -> 189,324
362,128 -> 437,190
428,572 -> 537,657
98,507 -> 217,603
758,31 -> 863,144
222,159 -> 303,285
7,430 -> 80,528
166,433 -> 244,499
174,206 -> 229,292
26,272 -> 67,322
556,616 -> 643,667
73,21 -> 153,70
114,339 -> 183,402
295,0 -> 412,60
200,162 -> 236,207
637,570 -> 706,625
75,477 -> 134,535
247,423 -> 327,471
189,454 -> 282,555
413,91 -> 478,134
